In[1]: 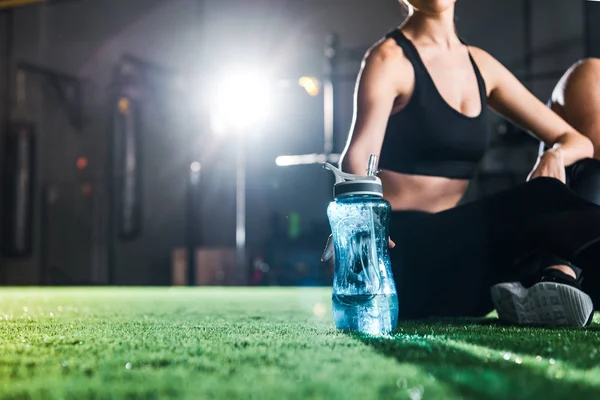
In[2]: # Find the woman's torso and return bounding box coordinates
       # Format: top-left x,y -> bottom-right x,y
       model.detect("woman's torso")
378,29 -> 492,212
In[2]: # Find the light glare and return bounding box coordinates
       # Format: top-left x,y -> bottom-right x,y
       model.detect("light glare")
190,162 -> 201,172
275,153 -> 340,166
210,71 -> 272,134
298,76 -> 320,96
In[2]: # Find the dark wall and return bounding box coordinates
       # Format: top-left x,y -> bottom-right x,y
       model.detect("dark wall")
587,0 -> 600,58
530,0 -> 584,99
0,0 -> 588,285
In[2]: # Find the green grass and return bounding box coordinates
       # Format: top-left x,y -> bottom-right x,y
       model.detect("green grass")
1,288 -> 600,399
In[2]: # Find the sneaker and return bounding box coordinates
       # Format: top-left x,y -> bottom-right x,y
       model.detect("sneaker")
491,270 -> 594,327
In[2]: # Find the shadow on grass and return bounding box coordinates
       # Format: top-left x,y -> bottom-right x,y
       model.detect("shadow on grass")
351,320 -> 600,399
393,317 -> 600,370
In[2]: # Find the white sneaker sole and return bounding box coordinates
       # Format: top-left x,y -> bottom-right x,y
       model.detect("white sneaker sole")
490,281 -> 594,327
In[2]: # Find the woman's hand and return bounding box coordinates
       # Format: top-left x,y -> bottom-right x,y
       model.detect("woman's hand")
527,148 -> 566,183
320,235 -> 396,264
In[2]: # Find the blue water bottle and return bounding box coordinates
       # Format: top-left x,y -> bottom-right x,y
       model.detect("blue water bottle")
324,155 -> 398,335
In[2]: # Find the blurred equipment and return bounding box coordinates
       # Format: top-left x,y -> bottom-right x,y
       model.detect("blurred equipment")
111,63 -> 143,240
2,122 -> 34,257
105,54 -> 188,286
170,247 -> 246,286
40,180 -> 102,285
17,62 -> 83,130
2,67 -> 36,258
171,248 -> 188,286
195,248 -> 237,285
209,69 -> 272,282
186,161 -> 202,284
9,60 -> 91,283
275,34 -> 341,167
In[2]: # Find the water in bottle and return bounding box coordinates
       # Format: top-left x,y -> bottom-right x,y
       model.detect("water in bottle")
324,155 -> 398,335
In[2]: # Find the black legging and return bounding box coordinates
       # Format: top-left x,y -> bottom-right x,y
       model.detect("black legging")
390,158 -> 600,319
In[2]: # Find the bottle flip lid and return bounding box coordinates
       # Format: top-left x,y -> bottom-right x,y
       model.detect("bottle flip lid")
323,154 -> 383,198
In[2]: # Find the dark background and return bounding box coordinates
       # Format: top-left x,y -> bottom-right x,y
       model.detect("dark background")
0,0 -> 597,286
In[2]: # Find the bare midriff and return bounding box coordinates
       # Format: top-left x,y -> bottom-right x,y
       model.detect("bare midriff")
379,169 -> 469,213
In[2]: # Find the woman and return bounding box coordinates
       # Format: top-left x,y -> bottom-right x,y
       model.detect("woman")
538,57 -> 600,310
322,0 -> 600,327
542,58 -> 600,205
547,58 -> 600,159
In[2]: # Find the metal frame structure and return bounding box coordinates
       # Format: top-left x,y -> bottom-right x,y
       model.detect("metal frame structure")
17,62 -> 83,130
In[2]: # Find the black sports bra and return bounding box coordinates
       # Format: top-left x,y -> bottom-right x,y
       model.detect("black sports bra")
378,29 -> 491,179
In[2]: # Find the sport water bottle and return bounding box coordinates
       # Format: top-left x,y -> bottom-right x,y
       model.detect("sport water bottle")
323,155 -> 398,335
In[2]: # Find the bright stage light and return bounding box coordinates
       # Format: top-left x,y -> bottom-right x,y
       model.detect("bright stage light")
210,70 -> 272,134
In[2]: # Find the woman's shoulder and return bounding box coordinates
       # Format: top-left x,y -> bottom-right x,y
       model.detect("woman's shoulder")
362,36 -> 412,74
354,33 -> 417,96
365,37 -> 404,61
464,46 -> 496,68
464,46 -> 507,91
567,58 -> 600,80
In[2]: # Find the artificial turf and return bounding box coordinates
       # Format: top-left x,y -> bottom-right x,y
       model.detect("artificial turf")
1,288 -> 600,399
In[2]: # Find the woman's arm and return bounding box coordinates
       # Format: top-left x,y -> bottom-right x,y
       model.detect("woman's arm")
339,39 -> 409,174
470,47 -> 593,182
552,58 -> 600,157
322,39 -> 405,263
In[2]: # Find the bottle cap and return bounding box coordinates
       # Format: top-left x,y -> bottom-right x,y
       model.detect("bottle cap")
323,155 -> 383,198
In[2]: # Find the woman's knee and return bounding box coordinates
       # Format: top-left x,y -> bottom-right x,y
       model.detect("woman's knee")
527,176 -> 566,193
568,158 -> 600,205
521,176 -> 587,213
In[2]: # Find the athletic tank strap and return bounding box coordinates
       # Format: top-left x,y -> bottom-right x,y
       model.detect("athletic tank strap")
460,37 -> 488,107
385,29 -> 426,74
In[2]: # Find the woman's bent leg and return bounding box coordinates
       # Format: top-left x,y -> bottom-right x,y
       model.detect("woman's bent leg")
391,177 -> 600,320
